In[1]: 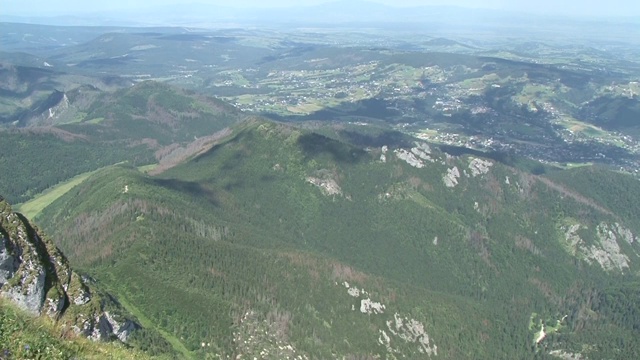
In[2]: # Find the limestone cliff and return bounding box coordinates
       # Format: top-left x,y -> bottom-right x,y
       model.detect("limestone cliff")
0,196 -> 139,342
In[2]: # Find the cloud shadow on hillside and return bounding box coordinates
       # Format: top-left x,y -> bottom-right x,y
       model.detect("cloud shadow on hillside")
150,178 -> 219,207
297,133 -> 368,164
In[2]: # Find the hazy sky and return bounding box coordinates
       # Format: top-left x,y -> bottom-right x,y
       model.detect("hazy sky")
4,0 -> 640,18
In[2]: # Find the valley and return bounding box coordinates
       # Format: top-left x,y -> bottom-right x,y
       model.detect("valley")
1,5 -> 640,359
2,23 -> 639,177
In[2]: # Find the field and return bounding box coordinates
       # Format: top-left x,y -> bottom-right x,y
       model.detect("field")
16,168 -> 101,220
12,160 -> 148,219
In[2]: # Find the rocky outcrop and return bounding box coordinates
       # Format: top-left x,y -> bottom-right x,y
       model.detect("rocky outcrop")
24,90 -> 73,126
0,239 -> 18,289
411,143 -> 435,163
306,169 -> 344,197
468,158 -> 493,177
385,313 -> 438,356
395,149 -> 425,168
380,145 -> 388,163
443,167 -> 461,188
42,92 -> 70,123
360,298 -> 386,314
80,311 -> 140,342
0,197 -> 140,343
561,221 -> 634,273
340,281 -> 437,357
0,200 -> 51,315
592,223 -> 632,272
307,177 -> 342,196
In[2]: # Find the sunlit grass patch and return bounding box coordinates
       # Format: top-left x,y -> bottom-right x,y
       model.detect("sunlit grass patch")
16,169 -> 99,220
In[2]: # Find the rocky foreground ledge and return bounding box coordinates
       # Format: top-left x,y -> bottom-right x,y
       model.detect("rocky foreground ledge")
0,196 -> 139,342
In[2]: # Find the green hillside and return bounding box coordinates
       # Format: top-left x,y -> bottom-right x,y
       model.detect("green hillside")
0,81 -> 244,205
36,119 -> 640,359
0,299 -> 154,360
580,95 -> 640,133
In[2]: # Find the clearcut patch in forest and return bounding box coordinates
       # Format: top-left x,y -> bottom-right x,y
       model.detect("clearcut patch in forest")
16,166 -> 107,220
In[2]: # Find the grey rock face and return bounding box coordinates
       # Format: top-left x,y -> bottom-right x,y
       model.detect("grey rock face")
106,312 -> 140,342
0,198 -> 140,343
395,149 -> 425,168
468,158 -> 493,177
3,266 -> 46,315
0,207 -> 48,315
0,237 -> 19,285
443,167 -> 460,188
45,294 -> 66,316
88,312 -> 139,342
91,314 -> 115,341
561,222 -> 635,273
73,289 -> 91,305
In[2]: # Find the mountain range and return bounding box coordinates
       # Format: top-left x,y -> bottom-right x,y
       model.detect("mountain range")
1,17 -> 640,359
3,1 -> 640,42
0,81 -> 638,358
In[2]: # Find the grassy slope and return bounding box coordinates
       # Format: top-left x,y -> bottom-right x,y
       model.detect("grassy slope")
15,162 -> 156,220
113,292 -> 194,359
0,300 -> 155,360
16,168 -> 101,220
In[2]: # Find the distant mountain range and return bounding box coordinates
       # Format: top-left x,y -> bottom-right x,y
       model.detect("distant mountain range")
2,1 -> 639,43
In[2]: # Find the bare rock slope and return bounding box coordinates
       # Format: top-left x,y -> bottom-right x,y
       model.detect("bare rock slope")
0,196 -> 139,342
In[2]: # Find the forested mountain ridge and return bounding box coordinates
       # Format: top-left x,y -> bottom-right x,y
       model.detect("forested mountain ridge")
0,81 -> 245,205
34,119 -> 640,359
0,62 -> 130,127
